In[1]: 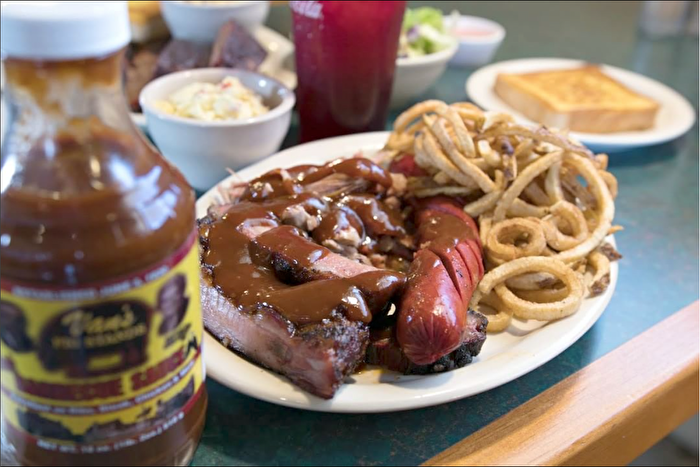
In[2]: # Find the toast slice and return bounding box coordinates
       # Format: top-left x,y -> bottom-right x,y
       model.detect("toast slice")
494,66 -> 659,133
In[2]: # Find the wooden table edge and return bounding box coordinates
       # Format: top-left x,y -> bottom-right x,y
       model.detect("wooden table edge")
424,301 -> 699,467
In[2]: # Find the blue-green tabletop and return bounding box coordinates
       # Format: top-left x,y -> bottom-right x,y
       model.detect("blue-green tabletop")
192,2 -> 699,465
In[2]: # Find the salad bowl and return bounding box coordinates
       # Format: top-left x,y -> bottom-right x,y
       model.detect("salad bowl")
390,7 -> 457,108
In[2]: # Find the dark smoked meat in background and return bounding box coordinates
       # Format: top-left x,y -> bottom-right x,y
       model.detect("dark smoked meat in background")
125,39 -> 210,112
209,20 -> 267,70
154,40 -> 211,78
125,19 -> 268,112
124,44 -> 161,112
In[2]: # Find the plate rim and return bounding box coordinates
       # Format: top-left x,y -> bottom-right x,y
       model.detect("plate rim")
466,57 -> 696,150
197,131 -> 618,413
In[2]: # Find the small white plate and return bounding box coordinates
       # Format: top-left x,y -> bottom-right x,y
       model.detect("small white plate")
466,58 -> 696,152
131,25 -> 296,129
196,131 -> 618,413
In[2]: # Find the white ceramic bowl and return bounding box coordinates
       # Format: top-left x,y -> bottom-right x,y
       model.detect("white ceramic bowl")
445,15 -> 505,68
160,0 -> 270,42
390,41 -> 458,109
140,68 -> 294,191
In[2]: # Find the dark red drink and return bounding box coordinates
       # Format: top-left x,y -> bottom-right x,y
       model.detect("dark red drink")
291,1 -> 406,142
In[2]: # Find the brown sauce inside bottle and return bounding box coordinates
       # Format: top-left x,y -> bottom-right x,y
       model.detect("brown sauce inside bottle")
1,126 -> 194,284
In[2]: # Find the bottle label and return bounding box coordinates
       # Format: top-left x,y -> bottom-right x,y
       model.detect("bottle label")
0,233 -> 205,454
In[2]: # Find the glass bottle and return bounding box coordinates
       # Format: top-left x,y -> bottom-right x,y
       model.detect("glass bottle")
0,3 -> 207,465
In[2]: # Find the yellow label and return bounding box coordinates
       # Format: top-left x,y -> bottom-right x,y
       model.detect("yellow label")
0,233 -> 204,453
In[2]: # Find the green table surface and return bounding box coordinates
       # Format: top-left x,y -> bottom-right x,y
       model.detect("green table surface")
193,2 -> 699,465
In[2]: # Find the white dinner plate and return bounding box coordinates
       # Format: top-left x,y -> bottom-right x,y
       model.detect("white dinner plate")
196,131 -> 618,413
130,25 -> 296,129
466,58 -> 696,152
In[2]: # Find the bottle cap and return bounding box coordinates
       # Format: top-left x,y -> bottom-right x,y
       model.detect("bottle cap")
1,1 -> 130,60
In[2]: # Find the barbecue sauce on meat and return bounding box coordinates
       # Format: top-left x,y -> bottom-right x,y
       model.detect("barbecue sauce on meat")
243,158 -> 393,201
200,182 -> 406,326
244,169 -> 305,201
312,206 -> 365,245
300,158 -> 393,188
417,212 -> 479,246
251,225 -> 331,268
256,279 -> 372,324
239,158 -> 407,257
200,203 -> 403,325
339,195 -> 406,237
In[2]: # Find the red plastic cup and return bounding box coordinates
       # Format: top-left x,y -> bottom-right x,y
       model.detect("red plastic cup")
291,1 -> 406,142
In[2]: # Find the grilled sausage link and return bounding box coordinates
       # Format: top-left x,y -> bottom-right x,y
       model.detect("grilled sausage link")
397,196 -> 484,365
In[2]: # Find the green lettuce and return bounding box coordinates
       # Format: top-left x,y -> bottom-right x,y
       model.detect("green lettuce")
402,6 -> 444,33
399,7 -> 453,57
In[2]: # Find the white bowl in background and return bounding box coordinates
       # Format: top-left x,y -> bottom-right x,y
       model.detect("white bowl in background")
390,41 -> 458,109
140,68 -> 294,190
445,15 -> 505,68
160,0 -> 270,42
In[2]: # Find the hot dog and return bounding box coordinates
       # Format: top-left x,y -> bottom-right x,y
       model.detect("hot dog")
396,196 -> 485,365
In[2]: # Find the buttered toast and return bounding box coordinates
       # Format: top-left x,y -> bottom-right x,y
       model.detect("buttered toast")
494,66 -> 659,133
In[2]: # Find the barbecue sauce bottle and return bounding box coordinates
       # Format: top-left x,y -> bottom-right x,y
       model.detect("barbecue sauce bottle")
0,3 -> 206,465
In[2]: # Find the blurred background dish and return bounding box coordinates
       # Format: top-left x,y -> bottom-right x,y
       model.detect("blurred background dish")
467,57 -> 695,152
129,0 -> 169,43
161,0 -> 270,41
126,1 -> 294,128
389,6 -> 458,109
444,13 -> 505,68
140,67 -> 294,190
254,25 -> 297,90
390,8 -> 504,109
397,6 -> 456,58
129,24 -> 295,128
390,7 -> 457,109
390,40 -> 458,109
